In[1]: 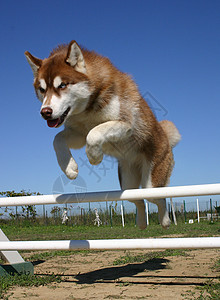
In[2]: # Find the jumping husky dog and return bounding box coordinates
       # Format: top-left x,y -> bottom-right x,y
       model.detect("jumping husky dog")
25,41 -> 181,230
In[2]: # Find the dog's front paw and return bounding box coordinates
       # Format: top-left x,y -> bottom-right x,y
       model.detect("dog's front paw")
86,144 -> 103,165
64,158 -> 78,180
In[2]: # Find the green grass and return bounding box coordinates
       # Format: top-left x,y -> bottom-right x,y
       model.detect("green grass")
27,249 -> 92,261
196,259 -> 220,299
1,221 -> 219,263
0,221 -> 219,241
113,249 -> 187,265
197,281 -> 220,299
0,273 -> 62,300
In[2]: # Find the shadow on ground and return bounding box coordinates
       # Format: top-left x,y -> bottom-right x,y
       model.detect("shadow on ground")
75,258 -> 168,284
35,258 -> 216,286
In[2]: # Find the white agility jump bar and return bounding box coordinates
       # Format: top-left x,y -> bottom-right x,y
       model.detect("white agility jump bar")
0,183 -> 220,207
0,237 -> 220,251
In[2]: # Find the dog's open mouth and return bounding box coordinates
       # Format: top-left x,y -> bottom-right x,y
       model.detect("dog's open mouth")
47,107 -> 70,128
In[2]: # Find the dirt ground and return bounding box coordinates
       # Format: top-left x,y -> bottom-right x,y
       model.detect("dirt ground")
7,248 -> 219,300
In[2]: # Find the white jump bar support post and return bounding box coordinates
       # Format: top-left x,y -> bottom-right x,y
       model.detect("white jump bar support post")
1,183 -> 220,207
0,237 -> 220,251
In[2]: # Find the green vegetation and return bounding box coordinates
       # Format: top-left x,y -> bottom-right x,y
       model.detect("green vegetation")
0,273 -> 62,300
197,281 -> 220,299
113,249 -> 187,265
0,221 -> 219,242
196,259 -> 220,299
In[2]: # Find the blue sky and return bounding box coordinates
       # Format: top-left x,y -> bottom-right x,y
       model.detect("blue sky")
0,0 -> 220,208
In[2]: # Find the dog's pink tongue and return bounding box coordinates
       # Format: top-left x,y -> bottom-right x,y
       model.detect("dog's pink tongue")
47,119 -> 60,128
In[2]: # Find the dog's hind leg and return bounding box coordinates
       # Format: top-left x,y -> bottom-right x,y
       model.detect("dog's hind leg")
146,198 -> 171,229
118,161 -> 146,230
141,160 -> 171,229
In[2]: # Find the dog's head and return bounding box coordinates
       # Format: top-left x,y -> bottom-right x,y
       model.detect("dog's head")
25,41 -> 91,128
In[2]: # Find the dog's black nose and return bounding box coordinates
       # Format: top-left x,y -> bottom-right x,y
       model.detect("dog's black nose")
41,107 -> 53,120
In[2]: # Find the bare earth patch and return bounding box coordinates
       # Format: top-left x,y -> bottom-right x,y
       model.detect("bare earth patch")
7,249 -> 219,299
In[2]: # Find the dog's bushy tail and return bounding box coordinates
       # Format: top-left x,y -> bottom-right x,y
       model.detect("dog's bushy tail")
160,120 -> 181,148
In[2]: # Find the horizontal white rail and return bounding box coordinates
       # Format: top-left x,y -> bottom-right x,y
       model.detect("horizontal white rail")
0,183 -> 220,207
0,237 -> 219,250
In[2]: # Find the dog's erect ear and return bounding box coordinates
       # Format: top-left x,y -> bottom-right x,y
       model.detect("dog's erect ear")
66,41 -> 87,74
25,51 -> 42,77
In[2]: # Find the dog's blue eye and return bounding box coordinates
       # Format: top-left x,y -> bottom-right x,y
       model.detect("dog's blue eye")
58,82 -> 67,89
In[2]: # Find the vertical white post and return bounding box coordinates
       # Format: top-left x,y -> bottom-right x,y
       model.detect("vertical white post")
121,204 -> 125,227
145,200 -> 149,226
197,198 -> 200,223
170,198 -> 177,225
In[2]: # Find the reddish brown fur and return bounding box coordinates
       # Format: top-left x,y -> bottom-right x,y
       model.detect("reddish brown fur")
35,44 -> 176,188
25,41 -> 181,229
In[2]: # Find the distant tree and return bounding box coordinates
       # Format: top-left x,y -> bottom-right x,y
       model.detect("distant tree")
0,190 -> 41,221
50,206 -> 61,219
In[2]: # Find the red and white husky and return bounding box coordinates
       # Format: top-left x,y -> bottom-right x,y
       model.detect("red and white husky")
25,41 -> 181,229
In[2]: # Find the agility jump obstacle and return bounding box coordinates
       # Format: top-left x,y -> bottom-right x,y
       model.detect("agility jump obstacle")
1,183 -> 220,206
0,183 -> 220,275
0,237 -> 220,251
